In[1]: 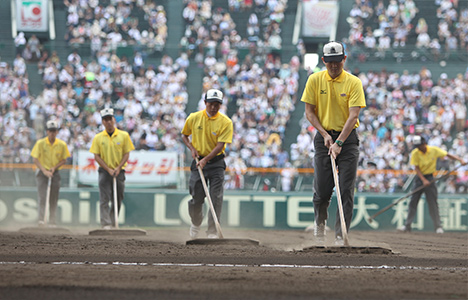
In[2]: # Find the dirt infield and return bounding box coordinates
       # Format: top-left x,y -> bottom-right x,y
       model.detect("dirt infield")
0,227 -> 467,300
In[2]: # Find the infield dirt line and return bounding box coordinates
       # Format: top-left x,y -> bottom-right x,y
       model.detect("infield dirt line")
1,261 -> 467,271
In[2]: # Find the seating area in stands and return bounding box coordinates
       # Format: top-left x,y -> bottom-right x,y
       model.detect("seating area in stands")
346,0 -> 468,62
63,0 -> 168,52
0,0 -> 466,193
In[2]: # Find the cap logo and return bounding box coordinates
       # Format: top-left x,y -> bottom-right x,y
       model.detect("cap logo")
46,120 -> 58,129
330,47 -> 337,54
205,89 -> 223,102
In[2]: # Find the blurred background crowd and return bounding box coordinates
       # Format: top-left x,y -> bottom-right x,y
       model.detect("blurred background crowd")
0,0 -> 467,194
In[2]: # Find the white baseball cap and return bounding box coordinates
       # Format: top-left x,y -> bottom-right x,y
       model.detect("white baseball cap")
100,108 -> 114,118
205,89 -> 223,103
413,136 -> 426,147
46,120 -> 59,130
323,41 -> 345,62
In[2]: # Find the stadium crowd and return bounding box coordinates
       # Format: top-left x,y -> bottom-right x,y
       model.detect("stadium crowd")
346,0 -> 468,62
0,0 -> 466,194
63,0 -> 168,53
181,0 -> 296,190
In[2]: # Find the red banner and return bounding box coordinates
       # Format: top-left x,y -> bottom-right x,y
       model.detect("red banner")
78,150 -> 180,187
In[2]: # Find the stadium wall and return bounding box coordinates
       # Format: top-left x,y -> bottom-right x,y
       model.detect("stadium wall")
1,188 -> 466,232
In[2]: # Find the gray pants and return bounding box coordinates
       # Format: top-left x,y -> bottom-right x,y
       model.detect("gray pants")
188,158 -> 225,235
404,175 -> 440,229
98,168 -> 126,227
313,130 -> 359,238
36,170 -> 61,224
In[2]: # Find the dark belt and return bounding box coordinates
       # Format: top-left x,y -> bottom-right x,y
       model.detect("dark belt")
199,154 -> 225,164
326,129 -> 355,135
326,130 -> 341,135
98,167 -> 125,173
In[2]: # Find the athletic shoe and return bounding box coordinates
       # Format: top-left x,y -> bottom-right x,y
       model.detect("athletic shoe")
335,236 -> 344,246
190,224 -> 200,239
38,221 -> 45,227
397,225 -> 410,233
207,233 -> 218,239
314,222 -> 326,242
48,224 -> 57,228
102,225 -> 112,230
436,227 -> 444,234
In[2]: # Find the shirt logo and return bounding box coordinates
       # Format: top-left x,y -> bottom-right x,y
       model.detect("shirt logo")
320,90 -> 327,94
198,126 -> 203,130
341,93 -> 347,97
212,132 -> 217,136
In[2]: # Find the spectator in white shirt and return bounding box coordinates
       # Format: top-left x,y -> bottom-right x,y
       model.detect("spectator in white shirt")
13,54 -> 26,76
14,32 -> 26,54
364,31 -> 377,49
67,51 -> 81,66
416,31 -> 431,48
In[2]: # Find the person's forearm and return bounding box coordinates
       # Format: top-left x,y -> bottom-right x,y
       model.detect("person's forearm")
182,134 -> 198,158
33,158 -> 47,173
204,143 -> 225,161
337,107 -> 360,143
117,152 -> 130,170
52,159 -> 67,172
447,153 -> 466,165
182,135 -> 194,151
415,167 -> 426,181
94,154 -> 110,172
336,120 -> 356,143
305,104 -> 327,137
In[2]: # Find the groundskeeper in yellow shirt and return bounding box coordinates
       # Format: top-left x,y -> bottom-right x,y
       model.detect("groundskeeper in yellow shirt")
31,137 -> 70,170
181,110 -> 233,157
410,146 -> 447,175
301,69 -> 366,131
89,128 -> 135,169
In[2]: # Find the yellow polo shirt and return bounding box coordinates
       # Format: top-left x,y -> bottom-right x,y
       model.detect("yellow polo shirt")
301,70 -> 366,131
181,110 -> 233,157
31,137 -> 70,170
89,128 -> 135,169
410,146 -> 447,175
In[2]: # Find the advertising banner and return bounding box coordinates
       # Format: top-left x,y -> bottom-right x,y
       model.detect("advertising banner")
77,150 -> 179,187
16,0 -> 48,32
1,189 -> 466,232
302,0 -> 339,38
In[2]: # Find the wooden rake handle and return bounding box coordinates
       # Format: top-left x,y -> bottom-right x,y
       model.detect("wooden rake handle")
113,177 -> 119,229
196,158 -> 224,238
44,177 -> 52,224
331,157 -> 349,246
